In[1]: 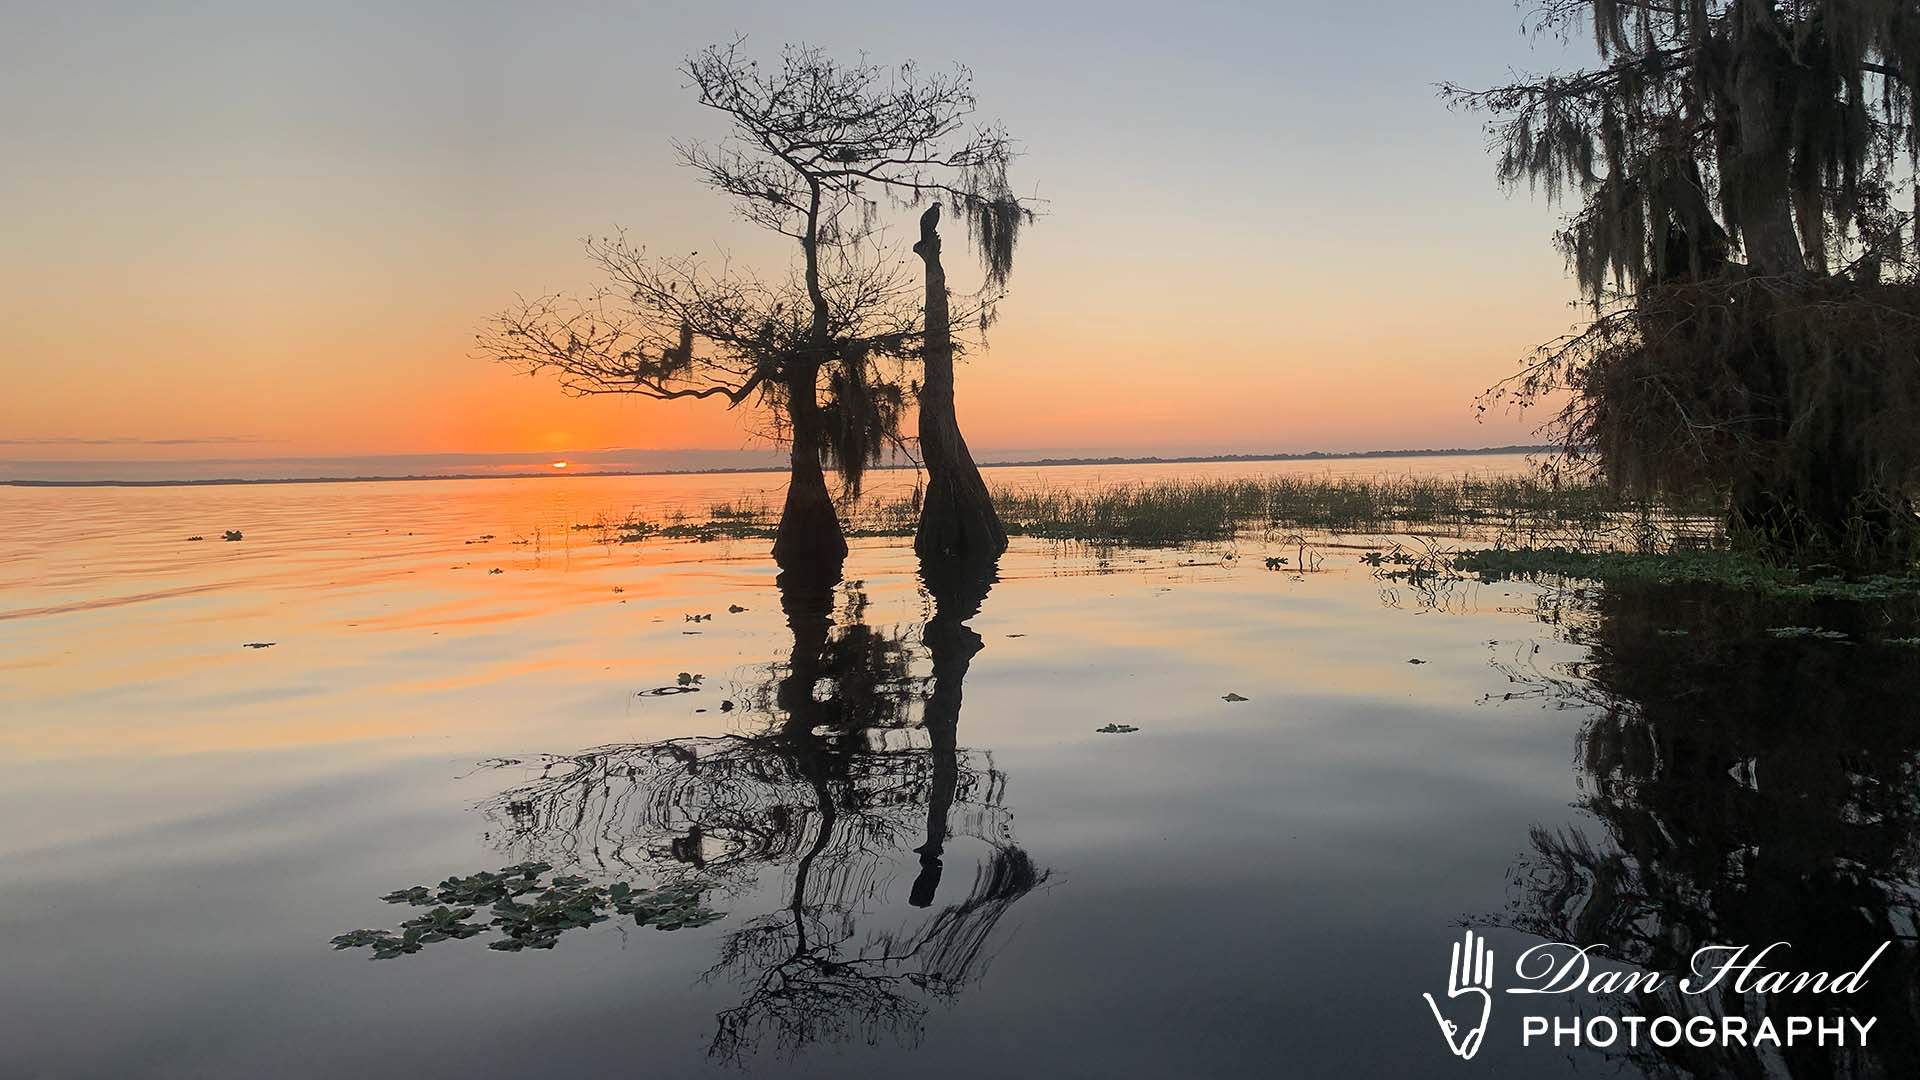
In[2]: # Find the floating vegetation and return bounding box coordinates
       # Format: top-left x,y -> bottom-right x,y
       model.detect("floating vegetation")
1455,547 -> 1920,601
1095,723 -> 1140,734
329,862 -> 722,959
488,568 -> 504,575
727,604 -> 747,613
186,535 -> 204,542
222,530 -> 243,542
1222,693 -> 1249,702
1361,540 -> 1452,579
1407,658 -> 1428,665
677,672 -> 703,686
1766,626 -> 1852,642
242,642 -> 275,649
685,613 -> 712,622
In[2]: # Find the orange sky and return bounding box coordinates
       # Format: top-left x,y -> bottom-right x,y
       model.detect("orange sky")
0,3 -> 1586,466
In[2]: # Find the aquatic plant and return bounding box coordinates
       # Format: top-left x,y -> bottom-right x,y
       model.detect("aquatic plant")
583,473 -> 1714,550
329,862 -> 721,959
1766,626 -> 1853,642
1455,546 -> 1920,601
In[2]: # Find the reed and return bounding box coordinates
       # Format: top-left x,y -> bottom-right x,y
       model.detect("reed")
583,475 -> 1722,548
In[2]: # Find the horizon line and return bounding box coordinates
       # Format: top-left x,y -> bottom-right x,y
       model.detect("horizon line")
3,445 -> 1559,489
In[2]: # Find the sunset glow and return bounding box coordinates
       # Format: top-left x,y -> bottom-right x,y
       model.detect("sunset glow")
0,2 -> 1580,476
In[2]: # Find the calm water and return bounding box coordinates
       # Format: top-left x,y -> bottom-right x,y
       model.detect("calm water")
5,456 -> 1918,1078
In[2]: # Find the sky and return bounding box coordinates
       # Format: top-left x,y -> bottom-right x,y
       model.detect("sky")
0,1 -> 1592,475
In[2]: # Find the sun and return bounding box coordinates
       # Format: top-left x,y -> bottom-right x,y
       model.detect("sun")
550,460 -> 569,470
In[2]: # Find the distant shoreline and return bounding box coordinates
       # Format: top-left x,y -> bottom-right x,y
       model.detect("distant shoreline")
2,445 -> 1556,489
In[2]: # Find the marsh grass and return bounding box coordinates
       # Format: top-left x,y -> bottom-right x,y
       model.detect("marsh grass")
574,474 -> 1719,549
978,475 -> 1712,546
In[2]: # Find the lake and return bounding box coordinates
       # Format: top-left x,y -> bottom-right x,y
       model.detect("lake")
5,454 -> 1918,1078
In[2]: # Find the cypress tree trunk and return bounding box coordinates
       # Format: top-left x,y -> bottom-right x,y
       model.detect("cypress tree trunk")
912,204 -> 1008,560
771,361 -> 849,570
1729,2 -> 1805,279
1718,5 -> 1906,560
773,188 -> 849,572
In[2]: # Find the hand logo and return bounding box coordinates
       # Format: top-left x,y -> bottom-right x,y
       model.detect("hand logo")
1424,930 -> 1494,1060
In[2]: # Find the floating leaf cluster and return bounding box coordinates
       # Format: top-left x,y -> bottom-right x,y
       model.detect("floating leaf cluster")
1765,626 -> 1853,642
330,862 -> 722,959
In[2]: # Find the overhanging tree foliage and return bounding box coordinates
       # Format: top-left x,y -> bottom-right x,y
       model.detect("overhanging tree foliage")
1449,0 -> 1920,564
483,41 -> 1031,570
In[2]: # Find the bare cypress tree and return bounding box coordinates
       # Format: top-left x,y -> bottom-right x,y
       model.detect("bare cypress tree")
914,203 -> 1011,558
486,41 -> 1031,570
1449,0 -> 1920,563
676,42 -> 1031,564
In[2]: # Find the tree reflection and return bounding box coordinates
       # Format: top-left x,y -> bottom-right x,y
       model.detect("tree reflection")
1493,583 -> 1920,1078
480,554 -> 1047,1062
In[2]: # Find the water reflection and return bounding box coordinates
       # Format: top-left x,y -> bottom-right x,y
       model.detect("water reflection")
1490,583 -> 1920,1077
416,555 -> 1045,1061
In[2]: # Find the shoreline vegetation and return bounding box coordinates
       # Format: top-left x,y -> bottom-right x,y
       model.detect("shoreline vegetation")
1455,548 -> 1920,603
581,473 -> 1920,600
588,473 -> 1718,547
1,444 -> 1556,488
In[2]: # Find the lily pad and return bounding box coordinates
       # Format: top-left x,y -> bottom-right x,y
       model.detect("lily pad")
333,862 -> 722,959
